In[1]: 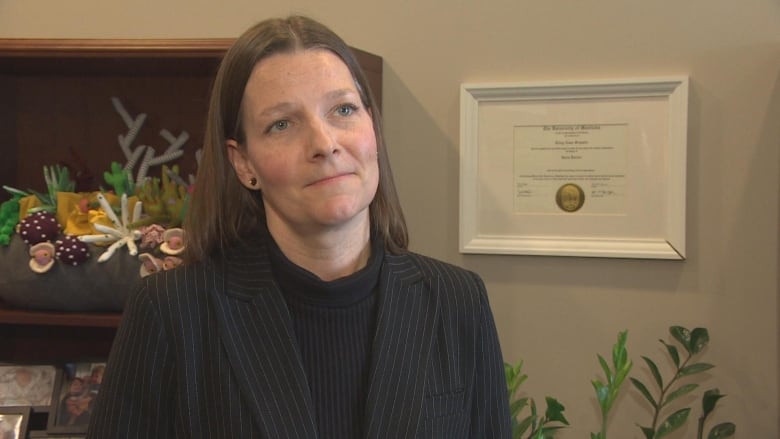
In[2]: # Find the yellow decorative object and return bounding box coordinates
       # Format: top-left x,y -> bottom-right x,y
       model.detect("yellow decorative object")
18,195 -> 43,220
56,192 -> 91,236
137,165 -> 187,226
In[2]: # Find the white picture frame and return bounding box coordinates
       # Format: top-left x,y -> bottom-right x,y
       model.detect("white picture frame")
459,77 -> 688,259
0,364 -> 58,408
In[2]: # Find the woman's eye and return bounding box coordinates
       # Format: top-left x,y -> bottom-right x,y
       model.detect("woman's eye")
335,104 -> 358,117
268,120 -> 289,133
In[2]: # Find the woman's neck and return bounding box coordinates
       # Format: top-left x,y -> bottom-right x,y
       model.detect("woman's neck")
265,217 -> 372,282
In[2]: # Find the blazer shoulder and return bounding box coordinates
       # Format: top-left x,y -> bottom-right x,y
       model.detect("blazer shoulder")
135,259 -> 220,307
389,251 -> 486,296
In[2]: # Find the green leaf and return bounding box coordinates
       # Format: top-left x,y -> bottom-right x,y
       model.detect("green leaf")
630,378 -> 658,409
707,422 -> 736,439
690,327 -> 710,354
663,383 -> 698,406
641,356 -> 664,389
616,357 -> 634,383
680,362 -> 714,377
510,397 -> 529,418
701,389 -> 726,418
597,354 -> 612,383
517,415 -> 534,437
660,340 -> 680,368
637,425 -> 655,439
612,330 -> 629,367
670,326 -> 692,353
655,407 -> 691,438
592,380 -> 609,406
504,362 -> 513,377
544,397 -> 569,425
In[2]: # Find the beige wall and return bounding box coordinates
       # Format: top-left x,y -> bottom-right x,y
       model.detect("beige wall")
2,0 -> 778,436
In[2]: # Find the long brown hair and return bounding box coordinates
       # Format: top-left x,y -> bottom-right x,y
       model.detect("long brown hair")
184,15 -> 407,263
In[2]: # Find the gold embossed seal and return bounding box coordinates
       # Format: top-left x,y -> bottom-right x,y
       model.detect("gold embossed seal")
555,183 -> 585,212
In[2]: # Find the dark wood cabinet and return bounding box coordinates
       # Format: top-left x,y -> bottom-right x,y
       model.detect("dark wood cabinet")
0,38 -> 382,361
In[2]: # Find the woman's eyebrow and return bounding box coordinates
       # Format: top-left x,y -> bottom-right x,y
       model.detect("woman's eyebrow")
256,102 -> 297,119
323,88 -> 360,101
254,88 -> 359,119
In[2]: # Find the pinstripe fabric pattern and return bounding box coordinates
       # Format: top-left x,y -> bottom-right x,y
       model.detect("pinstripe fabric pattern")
87,239 -> 510,438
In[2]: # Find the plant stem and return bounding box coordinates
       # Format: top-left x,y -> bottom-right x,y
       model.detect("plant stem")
651,353 -> 693,431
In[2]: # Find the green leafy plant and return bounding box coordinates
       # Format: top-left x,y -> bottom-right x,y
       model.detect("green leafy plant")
698,389 -> 736,439
630,326 -> 735,439
591,330 -> 632,439
103,161 -> 134,196
505,360 -> 569,439
3,165 -> 75,214
0,192 -> 22,246
505,325 -> 735,439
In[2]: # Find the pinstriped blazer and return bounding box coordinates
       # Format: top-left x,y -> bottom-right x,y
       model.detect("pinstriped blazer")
87,236 -> 511,438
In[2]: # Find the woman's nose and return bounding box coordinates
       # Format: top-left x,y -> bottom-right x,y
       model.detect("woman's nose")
307,118 -> 339,159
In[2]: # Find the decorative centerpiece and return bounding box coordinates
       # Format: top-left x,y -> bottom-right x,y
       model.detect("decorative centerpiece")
0,97 -> 200,311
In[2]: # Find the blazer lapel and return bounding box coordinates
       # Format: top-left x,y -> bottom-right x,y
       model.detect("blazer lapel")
363,252 -> 440,438
208,240 -> 317,439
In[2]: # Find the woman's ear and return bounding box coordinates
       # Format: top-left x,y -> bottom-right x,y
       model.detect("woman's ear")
226,139 -> 259,190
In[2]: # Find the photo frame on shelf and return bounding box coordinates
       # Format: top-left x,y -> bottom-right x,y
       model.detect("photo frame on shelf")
459,77 -> 689,259
29,431 -> 84,439
46,362 -> 106,435
0,364 -> 58,409
0,406 -> 30,439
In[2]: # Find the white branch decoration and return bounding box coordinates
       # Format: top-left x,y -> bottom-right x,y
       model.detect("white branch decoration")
111,97 -> 147,168
189,148 -> 203,185
78,193 -> 143,263
134,130 -> 187,184
111,97 -> 190,186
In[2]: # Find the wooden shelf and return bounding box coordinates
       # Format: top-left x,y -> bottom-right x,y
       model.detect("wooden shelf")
0,304 -> 121,328
0,303 -> 121,362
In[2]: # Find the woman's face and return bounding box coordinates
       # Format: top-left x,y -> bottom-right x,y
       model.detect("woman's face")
228,49 -> 378,236
69,379 -> 83,394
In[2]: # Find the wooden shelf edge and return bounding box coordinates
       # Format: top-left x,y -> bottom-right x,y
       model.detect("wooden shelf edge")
0,38 -> 234,58
0,306 -> 121,328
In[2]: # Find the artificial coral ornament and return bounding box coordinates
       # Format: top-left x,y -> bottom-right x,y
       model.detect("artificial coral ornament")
137,253 -> 183,278
160,228 -> 185,256
163,256 -> 183,270
18,211 -> 59,245
29,242 -> 56,274
55,235 -> 90,266
78,192 -> 143,263
138,252 -> 163,278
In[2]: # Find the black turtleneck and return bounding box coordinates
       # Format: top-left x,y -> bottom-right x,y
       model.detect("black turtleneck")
267,233 -> 383,439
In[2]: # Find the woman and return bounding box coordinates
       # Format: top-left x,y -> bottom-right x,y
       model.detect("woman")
59,377 -> 92,426
88,15 -> 510,438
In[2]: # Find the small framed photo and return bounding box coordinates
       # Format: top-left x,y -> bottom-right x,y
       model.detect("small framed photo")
0,364 -> 58,409
47,362 -> 106,435
29,432 -> 84,439
0,406 -> 30,439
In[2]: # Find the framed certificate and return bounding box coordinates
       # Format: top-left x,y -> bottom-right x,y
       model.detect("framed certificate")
459,77 -> 688,259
